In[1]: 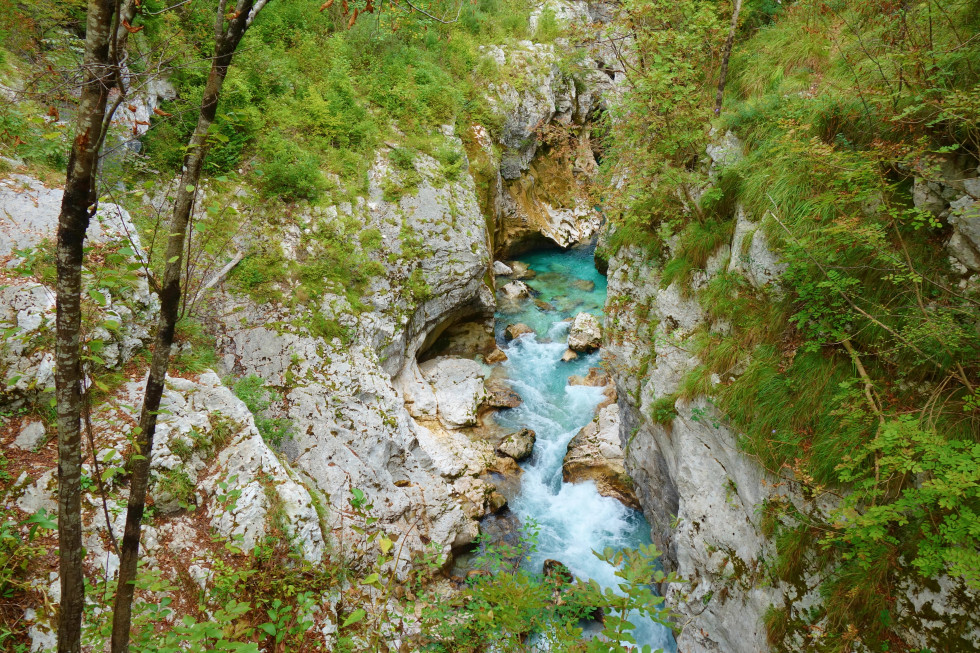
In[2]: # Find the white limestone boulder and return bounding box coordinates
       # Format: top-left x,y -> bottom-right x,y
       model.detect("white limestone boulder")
567,312 -> 601,352
419,356 -> 488,429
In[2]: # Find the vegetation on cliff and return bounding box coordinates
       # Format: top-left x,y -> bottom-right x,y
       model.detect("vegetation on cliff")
602,0 -> 980,649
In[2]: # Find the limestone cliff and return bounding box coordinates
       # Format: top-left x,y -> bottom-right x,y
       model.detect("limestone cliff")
602,135 -> 980,652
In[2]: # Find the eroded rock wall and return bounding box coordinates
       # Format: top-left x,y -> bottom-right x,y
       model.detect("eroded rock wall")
602,137 -> 980,652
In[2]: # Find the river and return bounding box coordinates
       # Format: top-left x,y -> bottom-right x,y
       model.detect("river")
491,244 -> 676,651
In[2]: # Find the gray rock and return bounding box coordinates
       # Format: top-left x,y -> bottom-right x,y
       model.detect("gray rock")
0,177 -> 157,401
15,469 -> 57,515
497,428 -> 536,461
913,177 -> 948,216
562,404 -> 638,510
419,357 -> 488,429
947,196 -> 980,271
494,261 -> 514,276
728,206 -> 786,288
567,312 -> 601,352
12,421 -> 46,450
500,280 -> 532,299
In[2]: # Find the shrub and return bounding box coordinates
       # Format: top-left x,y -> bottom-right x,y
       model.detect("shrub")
257,137 -> 325,202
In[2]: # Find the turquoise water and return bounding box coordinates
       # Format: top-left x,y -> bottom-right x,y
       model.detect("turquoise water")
493,245 -> 676,651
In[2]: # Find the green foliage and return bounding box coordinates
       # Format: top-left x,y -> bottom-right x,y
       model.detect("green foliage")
230,375 -> 292,447
416,530 -> 678,652
603,0 -> 980,647
256,137 -> 326,202
0,100 -> 69,169
172,318 -> 219,374
534,7 -> 561,43
0,510 -> 56,649
130,0 -> 537,202
830,417 -> 980,590
601,0 -> 725,253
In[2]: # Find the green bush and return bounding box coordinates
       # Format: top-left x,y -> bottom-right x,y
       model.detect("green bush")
257,137 -> 325,202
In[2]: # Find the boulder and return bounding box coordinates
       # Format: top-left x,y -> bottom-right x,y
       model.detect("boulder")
500,280 -> 532,299
494,261 -> 514,276
505,323 -> 534,340
508,261 -> 536,280
419,357 -> 488,429
543,558 -> 574,585
484,380 -> 522,409
569,367 -> 616,408
485,347 -> 508,364
497,428 -> 536,461
12,421 -> 46,451
562,404 -> 639,510
567,312 -> 602,352
947,196 -> 980,272
560,349 -> 579,362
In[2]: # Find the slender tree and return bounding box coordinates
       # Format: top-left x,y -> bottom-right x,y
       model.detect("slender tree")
54,0 -> 126,650
109,1 -> 271,649
714,0 -> 742,116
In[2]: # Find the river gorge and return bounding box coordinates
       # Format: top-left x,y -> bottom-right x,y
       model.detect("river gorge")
2,0 -> 979,650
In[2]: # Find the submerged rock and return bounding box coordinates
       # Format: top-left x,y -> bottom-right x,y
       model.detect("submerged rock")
497,428 -> 536,461
505,323 -> 534,340
508,261 -> 537,280
534,299 -> 556,311
494,260 -> 514,276
571,278 -> 596,292
562,405 -> 639,510
567,312 -> 602,352
500,280 -> 532,299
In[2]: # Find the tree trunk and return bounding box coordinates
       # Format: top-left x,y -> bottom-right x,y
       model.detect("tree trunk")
714,0 -> 742,116
54,1 -> 120,651
109,3 -> 267,649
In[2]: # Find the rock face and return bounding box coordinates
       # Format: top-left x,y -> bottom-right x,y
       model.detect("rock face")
6,369 -> 327,648
0,176 -> 157,403
909,157 -> 980,272
475,5 -> 623,256
210,142 -> 502,570
497,428 -> 536,461
562,404 -> 638,509
602,139 -> 980,652
567,312 -> 601,352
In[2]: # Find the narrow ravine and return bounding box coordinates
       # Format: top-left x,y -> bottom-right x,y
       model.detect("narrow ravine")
492,245 -> 676,650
